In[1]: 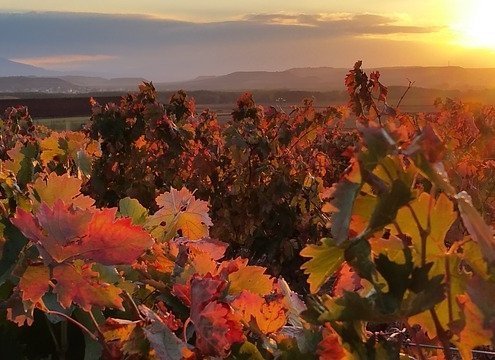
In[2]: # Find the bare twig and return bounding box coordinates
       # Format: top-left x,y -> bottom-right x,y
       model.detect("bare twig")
396,80 -> 415,109
45,310 -> 98,342
406,342 -> 495,356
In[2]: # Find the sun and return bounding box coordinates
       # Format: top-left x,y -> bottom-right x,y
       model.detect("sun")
456,0 -> 495,49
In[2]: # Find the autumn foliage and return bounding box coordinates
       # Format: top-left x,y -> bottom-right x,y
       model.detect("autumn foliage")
1,62 -> 495,359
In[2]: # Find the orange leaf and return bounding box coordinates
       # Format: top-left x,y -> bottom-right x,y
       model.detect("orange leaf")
231,291 -> 287,334
452,295 -> 493,359
19,264 -> 50,304
53,261 -> 124,311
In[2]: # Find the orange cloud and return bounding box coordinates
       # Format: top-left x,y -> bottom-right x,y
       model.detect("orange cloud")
12,54 -> 116,67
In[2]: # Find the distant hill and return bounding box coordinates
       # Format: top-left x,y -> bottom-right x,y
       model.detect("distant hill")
0,58 -> 59,77
3,65 -> 495,94
0,77 -> 82,93
60,76 -> 148,91
158,66 -> 495,91
0,76 -> 148,93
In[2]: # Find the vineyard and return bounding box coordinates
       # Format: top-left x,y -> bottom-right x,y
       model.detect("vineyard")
1,61 -> 495,359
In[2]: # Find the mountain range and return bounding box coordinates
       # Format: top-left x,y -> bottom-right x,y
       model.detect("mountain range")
2,57 -> 495,93
159,66 -> 495,91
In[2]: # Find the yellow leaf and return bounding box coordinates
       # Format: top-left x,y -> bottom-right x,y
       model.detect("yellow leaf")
31,172 -> 94,210
148,187 -> 212,241
452,294 -> 492,360
40,133 -> 64,164
395,192 -> 456,261
228,265 -> 273,296
300,238 -> 345,293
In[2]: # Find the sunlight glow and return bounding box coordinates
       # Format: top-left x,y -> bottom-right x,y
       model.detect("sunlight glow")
457,0 -> 495,49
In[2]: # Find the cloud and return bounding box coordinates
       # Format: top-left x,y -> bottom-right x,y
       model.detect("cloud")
0,11 -> 451,80
244,13 -> 440,34
12,54 -> 116,67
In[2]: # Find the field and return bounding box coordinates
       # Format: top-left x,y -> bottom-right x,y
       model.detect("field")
1,66 -> 495,359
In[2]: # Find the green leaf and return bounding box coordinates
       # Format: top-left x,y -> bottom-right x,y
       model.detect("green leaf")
329,179 -> 361,245
456,192 -> 495,267
359,126 -> 396,171
344,238 -> 375,282
143,319 -> 187,360
367,179 -> 412,233
75,150 -> 93,177
232,341 -> 264,360
119,197 -> 148,225
0,220 -> 28,286
300,238 -> 345,293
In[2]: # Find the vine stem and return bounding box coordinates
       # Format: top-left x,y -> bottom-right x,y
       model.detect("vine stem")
183,317 -> 192,342
123,291 -> 144,321
45,310 -> 98,342
87,310 -> 113,357
404,322 -> 427,360
44,314 -> 62,356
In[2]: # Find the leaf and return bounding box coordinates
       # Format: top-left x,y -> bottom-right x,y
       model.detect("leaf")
144,320 -> 186,360
119,197 -> 148,225
179,237 -> 228,261
326,179 -> 361,245
13,202 -> 153,265
279,278 -> 307,327
395,192 -> 456,259
12,201 -> 92,263
149,187 -> 213,241
332,262 -> 363,297
18,264 -> 50,304
100,318 -> 140,358
140,305 -> 189,360
71,207 -> 153,265
408,254 -> 467,338
52,261 -> 124,311
367,179 -> 412,233
228,265 -> 273,296
452,295 -> 493,360
189,275 -> 227,323
231,290 -> 287,334
233,342 -> 264,360
0,219 -> 28,285
317,323 -> 347,360
31,172 -> 94,209
456,191 -> 495,266
195,301 -> 245,356
300,238 -> 345,293
40,133 -> 64,164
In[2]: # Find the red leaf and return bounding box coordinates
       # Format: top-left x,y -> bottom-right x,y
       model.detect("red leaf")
195,301 -> 244,356
317,323 -> 347,360
13,201 -> 153,265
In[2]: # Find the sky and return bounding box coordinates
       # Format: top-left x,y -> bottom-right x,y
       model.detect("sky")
1,1 -> 495,81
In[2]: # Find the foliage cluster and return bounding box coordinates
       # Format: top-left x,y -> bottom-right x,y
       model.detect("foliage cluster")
0,62 -> 495,359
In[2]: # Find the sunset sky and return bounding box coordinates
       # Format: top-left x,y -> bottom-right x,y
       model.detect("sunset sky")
1,1 -> 495,81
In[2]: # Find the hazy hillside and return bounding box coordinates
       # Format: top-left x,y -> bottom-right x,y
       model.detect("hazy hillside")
158,66 -> 495,91
0,58 -> 59,77
0,77 -> 82,93
3,65 -> 495,94
60,76 -> 148,90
